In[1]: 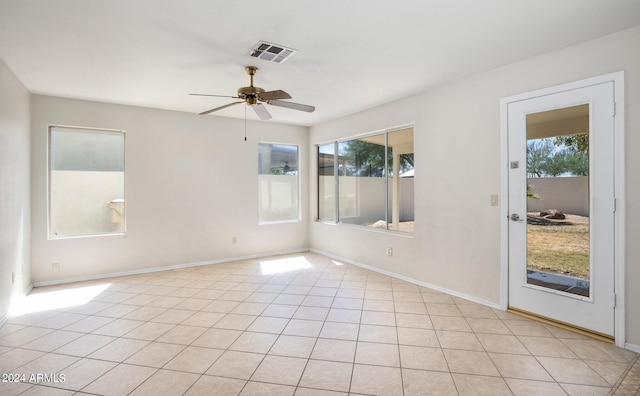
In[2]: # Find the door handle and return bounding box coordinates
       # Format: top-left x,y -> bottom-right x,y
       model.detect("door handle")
510,213 -> 525,222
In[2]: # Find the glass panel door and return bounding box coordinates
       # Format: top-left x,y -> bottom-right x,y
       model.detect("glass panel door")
507,80 -> 615,337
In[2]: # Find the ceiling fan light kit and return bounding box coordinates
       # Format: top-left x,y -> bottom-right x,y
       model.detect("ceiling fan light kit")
190,66 -> 315,120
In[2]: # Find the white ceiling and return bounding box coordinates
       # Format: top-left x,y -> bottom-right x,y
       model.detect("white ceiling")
1,0 -> 639,126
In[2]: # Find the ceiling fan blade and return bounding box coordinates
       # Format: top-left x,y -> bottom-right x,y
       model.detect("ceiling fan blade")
190,93 -> 240,99
258,90 -> 292,100
200,101 -> 243,115
253,103 -> 272,120
267,100 -> 315,113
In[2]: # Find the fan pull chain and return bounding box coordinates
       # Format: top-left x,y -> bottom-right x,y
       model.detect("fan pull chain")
244,104 -> 247,141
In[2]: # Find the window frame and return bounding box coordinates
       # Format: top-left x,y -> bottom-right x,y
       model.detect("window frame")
316,125 -> 414,233
317,141 -> 338,222
47,124 -> 126,239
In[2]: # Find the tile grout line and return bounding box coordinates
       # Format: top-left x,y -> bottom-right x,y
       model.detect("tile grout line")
609,349 -> 640,395
2,252 -> 637,395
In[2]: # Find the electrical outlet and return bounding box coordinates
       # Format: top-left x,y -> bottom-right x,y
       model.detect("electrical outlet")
52,262 -> 60,273
232,236 -> 237,244
386,247 -> 393,257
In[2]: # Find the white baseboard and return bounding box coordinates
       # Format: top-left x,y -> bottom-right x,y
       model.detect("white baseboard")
310,248 -> 502,310
311,249 -> 640,353
32,249 -> 309,288
624,342 -> 640,353
24,248 -> 640,354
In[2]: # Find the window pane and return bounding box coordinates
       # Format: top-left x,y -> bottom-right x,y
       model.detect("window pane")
49,126 -> 125,238
387,128 -> 414,233
337,136 -> 387,227
318,143 -> 335,221
317,126 -> 414,232
258,144 -> 299,223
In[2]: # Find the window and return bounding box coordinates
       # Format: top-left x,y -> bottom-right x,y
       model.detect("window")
317,143 -> 335,221
49,126 -> 125,238
317,127 -> 414,233
258,143 -> 300,223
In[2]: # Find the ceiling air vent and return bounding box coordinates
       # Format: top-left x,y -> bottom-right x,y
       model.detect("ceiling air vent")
249,41 -> 297,64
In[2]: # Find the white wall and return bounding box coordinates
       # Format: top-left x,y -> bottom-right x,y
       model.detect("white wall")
309,26 -> 640,346
0,58 -> 31,323
31,95 -> 309,284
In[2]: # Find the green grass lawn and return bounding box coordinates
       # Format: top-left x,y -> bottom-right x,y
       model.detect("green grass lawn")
527,214 -> 590,280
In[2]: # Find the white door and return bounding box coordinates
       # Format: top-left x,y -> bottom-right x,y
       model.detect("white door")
507,82 -> 615,337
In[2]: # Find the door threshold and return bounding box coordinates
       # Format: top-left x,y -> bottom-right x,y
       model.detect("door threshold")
507,307 -> 614,343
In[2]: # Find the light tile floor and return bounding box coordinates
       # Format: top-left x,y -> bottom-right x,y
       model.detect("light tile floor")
0,252 -> 637,395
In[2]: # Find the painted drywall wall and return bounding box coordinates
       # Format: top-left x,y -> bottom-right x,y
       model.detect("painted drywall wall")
31,95 -> 309,284
0,58 -> 31,322
309,26 -> 640,346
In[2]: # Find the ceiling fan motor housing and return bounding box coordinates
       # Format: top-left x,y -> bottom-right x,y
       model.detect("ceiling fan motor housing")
238,86 -> 265,105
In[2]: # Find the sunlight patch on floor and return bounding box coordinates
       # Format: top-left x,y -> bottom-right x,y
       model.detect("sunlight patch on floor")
259,256 -> 312,275
10,283 -> 111,316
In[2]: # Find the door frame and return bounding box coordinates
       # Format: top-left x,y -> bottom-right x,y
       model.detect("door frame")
499,71 -> 626,347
